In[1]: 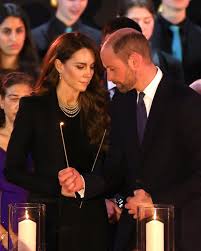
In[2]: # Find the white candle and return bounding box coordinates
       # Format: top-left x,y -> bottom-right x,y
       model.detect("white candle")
18,210 -> 36,251
146,210 -> 164,251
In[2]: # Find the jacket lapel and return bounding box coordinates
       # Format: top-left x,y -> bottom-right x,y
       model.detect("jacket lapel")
46,88 -> 66,171
141,75 -> 173,154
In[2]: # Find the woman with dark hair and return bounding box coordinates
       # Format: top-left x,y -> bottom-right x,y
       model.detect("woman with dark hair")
5,32 -> 110,251
0,72 -> 34,251
0,3 -> 39,79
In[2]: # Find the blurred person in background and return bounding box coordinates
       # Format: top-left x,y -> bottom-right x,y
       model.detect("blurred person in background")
32,0 -> 101,59
121,0 -> 184,85
0,3 -> 39,80
0,72 -> 34,251
151,0 -> 201,85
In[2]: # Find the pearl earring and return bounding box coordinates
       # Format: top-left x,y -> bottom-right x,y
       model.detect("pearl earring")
59,73 -> 62,80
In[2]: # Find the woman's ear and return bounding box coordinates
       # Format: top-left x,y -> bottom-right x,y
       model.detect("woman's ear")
54,59 -> 63,74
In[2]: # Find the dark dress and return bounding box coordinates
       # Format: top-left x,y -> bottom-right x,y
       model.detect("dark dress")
0,148 -> 28,251
58,110 -> 109,251
4,89 -> 109,251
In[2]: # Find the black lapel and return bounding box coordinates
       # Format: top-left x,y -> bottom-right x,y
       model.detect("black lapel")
141,75 -> 173,153
46,88 -> 66,171
124,90 -> 138,145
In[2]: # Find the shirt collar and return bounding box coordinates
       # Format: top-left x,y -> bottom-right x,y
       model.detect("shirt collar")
107,81 -> 116,90
158,14 -> 187,29
51,16 -> 82,32
143,67 -> 163,101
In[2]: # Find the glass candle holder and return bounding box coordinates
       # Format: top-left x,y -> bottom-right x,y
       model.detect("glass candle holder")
8,203 -> 45,251
137,204 -> 174,251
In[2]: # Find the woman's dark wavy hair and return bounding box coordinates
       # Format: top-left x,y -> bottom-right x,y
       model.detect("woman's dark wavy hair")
0,3 -> 39,76
36,32 -> 110,150
0,71 -> 34,127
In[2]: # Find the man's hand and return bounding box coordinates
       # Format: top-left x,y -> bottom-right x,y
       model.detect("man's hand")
125,189 -> 153,219
58,167 -> 84,197
105,199 -> 122,223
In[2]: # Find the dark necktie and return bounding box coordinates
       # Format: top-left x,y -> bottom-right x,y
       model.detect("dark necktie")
169,25 -> 182,61
137,92 -> 147,143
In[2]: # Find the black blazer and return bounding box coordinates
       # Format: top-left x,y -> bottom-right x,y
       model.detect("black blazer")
85,74 -> 201,251
117,76 -> 201,251
5,89 -> 109,251
5,90 -> 63,196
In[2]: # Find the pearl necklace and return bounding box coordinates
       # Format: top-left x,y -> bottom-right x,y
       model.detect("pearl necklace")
59,101 -> 81,118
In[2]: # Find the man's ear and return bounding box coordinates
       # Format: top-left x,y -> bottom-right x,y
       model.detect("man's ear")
128,52 -> 142,70
54,59 -> 63,73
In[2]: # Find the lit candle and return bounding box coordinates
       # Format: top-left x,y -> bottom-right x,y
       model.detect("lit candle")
18,210 -> 36,251
60,122 -> 69,167
146,210 -> 164,251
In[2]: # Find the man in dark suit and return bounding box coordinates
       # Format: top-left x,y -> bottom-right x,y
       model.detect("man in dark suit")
32,0 -> 101,59
59,28 -> 201,251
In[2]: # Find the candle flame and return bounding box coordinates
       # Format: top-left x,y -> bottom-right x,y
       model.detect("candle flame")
60,122 -> 64,126
25,210 -> 29,220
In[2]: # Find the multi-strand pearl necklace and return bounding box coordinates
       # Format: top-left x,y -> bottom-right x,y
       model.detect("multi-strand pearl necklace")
59,101 -> 80,118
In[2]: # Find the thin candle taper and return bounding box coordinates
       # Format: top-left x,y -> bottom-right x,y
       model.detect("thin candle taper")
79,129 -> 107,208
59,122 -> 69,167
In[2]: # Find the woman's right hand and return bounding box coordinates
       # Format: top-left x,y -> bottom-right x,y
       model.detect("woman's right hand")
58,167 -> 84,195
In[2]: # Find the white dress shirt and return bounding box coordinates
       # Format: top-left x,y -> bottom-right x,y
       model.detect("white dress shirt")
107,81 -> 116,100
139,67 -> 163,117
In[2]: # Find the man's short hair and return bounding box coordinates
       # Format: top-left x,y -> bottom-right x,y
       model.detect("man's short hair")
103,28 -> 152,63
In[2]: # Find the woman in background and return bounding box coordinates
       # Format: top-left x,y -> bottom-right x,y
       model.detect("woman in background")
5,32 -> 110,251
0,3 -> 39,79
0,72 -> 34,250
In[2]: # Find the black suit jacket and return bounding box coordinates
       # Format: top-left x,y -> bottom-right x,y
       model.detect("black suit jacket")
5,89 -> 109,251
114,77 -> 201,251
84,74 -> 201,251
